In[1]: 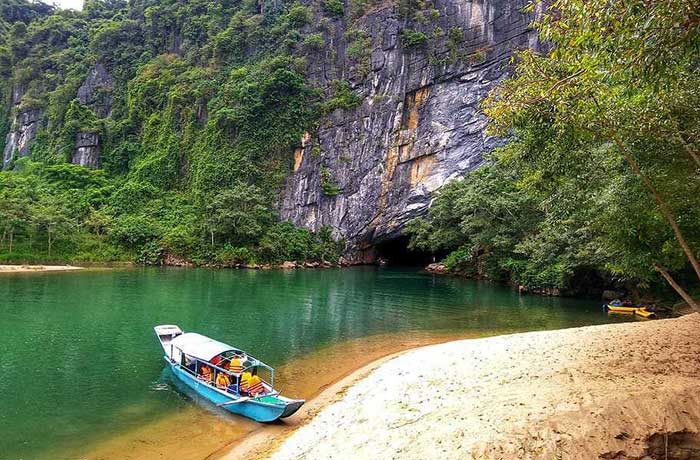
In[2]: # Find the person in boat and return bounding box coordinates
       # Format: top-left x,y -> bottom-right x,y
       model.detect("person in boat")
199,364 -> 213,382
240,370 -> 265,396
216,371 -> 231,390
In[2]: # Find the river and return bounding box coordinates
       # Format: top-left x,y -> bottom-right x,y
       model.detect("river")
0,266 -> 632,459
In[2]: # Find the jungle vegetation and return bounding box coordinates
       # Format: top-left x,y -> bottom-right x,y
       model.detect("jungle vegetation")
407,0 -> 700,304
0,0 -> 353,265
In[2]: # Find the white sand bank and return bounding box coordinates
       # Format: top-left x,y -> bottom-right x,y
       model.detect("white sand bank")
271,314 -> 700,460
0,264 -> 83,273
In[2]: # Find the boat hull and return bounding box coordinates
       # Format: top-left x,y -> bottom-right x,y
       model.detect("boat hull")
170,363 -> 303,422
604,305 -> 656,318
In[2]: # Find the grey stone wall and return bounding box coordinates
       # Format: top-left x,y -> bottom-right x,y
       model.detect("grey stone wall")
281,0 -> 539,260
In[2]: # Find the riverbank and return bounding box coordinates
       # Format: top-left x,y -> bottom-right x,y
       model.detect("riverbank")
265,314 -> 700,460
79,331 -> 484,460
0,264 -> 84,273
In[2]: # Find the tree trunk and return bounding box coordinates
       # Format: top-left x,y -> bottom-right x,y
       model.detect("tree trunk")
8,229 -> 12,254
668,115 -> 700,169
48,230 -> 53,258
211,229 -> 214,247
613,137 -> 700,282
655,264 -> 699,311
675,133 -> 700,169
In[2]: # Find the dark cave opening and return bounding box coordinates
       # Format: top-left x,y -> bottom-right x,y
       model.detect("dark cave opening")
373,235 -> 442,267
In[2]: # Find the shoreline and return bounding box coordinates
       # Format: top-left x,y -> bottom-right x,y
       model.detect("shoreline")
214,330 -> 498,460
214,328 -> 536,460
265,314 -> 700,460
213,351 -> 405,460
0,264 -> 85,273
76,330 -> 489,460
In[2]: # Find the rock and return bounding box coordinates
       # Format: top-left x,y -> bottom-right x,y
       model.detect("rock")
163,252 -> 193,267
426,263 -> 448,274
280,0 -> 540,260
280,261 -> 297,269
70,63 -> 114,168
71,132 -> 100,168
304,261 -> 320,268
2,107 -> 44,169
77,63 -> 114,118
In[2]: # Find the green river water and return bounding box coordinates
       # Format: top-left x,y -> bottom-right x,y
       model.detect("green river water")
0,267 -> 632,459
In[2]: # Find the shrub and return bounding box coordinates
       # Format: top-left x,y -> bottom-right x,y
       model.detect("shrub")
322,80 -> 362,112
285,5 -> 311,28
322,0 -> 344,18
303,33 -> 325,50
401,29 -> 428,48
216,244 -> 255,266
320,166 -> 341,196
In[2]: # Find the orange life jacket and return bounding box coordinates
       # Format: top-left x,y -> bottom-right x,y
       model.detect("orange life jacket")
247,375 -> 264,395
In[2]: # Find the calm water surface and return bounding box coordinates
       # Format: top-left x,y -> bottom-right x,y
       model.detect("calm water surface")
0,267 -> 630,458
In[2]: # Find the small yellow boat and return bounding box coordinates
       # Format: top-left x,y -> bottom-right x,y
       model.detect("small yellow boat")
605,305 -> 637,314
604,304 -> 655,318
633,307 -> 656,318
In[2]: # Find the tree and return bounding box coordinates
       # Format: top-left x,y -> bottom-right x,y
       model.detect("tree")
203,184 -> 271,247
32,195 -> 74,258
0,194 -> 30,253
483,0 -> 700,308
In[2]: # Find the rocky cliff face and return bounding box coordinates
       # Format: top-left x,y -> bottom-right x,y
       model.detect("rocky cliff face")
2,0 -> 539,259
70,63 -> 113,168
2,80 -> 44,168
1,63 -> 112,170
282,0 -> 540,261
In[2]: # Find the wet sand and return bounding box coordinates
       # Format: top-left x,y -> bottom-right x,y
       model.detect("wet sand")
269,314 -> 700,460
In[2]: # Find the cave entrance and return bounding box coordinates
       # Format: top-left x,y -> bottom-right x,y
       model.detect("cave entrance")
374,235 -> 439,267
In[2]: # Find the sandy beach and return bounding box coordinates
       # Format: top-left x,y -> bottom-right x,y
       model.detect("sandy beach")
264,314 -> 700,460
0,264 -> 84,273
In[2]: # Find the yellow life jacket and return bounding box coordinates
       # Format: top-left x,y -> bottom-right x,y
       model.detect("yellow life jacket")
239,371 -> 252,391
216,373 -> 230,389
229,357 -> 244,374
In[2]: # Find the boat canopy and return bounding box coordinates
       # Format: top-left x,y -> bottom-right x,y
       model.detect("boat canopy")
170,332 -> 240,361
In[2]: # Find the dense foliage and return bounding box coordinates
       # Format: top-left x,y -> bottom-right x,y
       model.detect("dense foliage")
408,0 -> 700,303
0,0 -> 354,265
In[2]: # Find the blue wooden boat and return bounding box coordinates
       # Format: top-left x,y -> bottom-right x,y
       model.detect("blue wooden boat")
154,325 -> 304,422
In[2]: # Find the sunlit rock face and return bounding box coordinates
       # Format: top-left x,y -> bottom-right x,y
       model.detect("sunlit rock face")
280,0 -> 542,261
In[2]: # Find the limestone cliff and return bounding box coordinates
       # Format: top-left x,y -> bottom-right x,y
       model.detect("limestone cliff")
281,0 -> 540,260
1,0 -> 540,259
